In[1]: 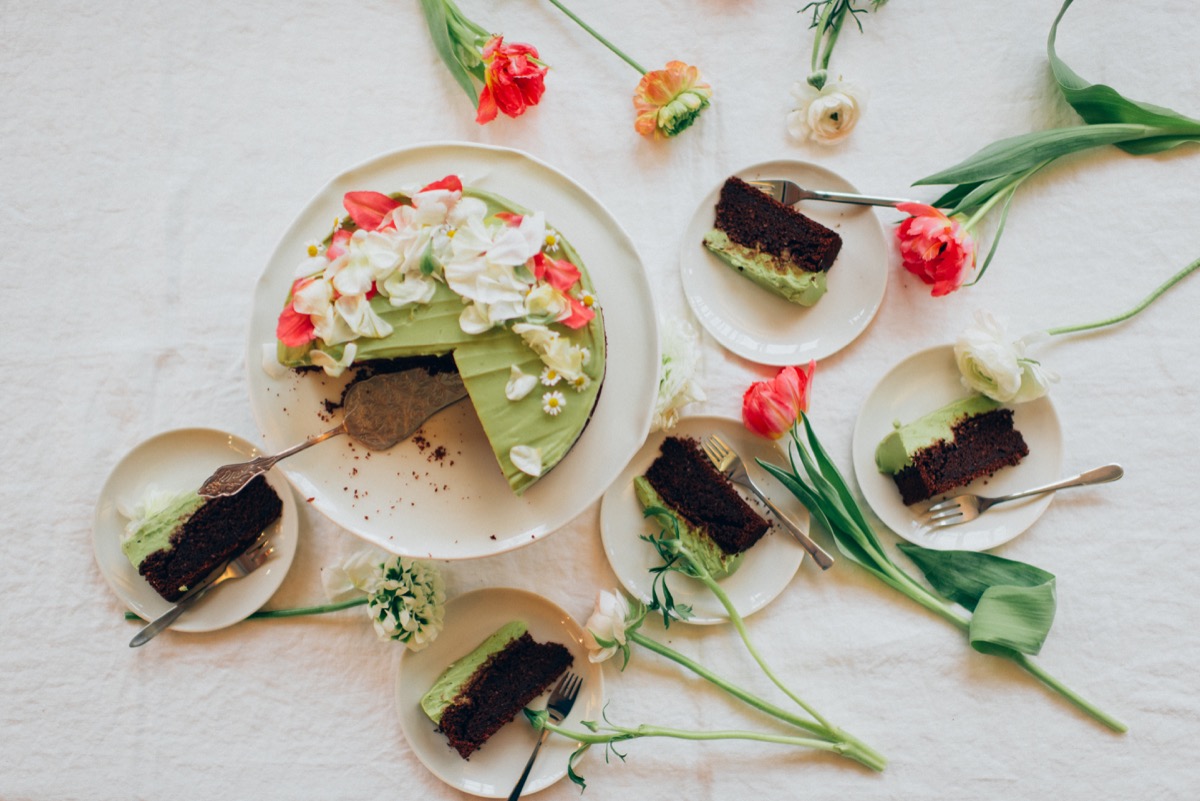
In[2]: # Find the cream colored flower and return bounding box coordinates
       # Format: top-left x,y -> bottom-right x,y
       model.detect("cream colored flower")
583,589 -> 632,663
652,315 -> 705,432
955,311 -> 1058,403
787,79 -> 866,145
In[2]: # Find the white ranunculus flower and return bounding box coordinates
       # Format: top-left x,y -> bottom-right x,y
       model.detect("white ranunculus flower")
583,589 -> 633,663
367,556 -> 446,651
955,310 -> 1057,402
787,80 -> 866,145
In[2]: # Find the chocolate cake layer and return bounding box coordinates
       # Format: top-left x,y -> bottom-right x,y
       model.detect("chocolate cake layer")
891,409 -> 1029,505
712,176 -> 842,273
644,436 -> 769,555
437,632 -> 573,759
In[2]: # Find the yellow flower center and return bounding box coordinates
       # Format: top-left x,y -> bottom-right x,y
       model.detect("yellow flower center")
307,244 -> 319,257
545,234 -> 557,247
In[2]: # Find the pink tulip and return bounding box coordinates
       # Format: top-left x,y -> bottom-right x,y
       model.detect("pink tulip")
742,362 -> 815,440
476,36 -> 548,125
895,202 -> 975,297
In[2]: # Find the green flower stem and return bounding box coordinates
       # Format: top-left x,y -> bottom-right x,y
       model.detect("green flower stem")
545,0 -> 647,74
540,719 -> 870,760
121,596 -> 367,623
627,630 -> 886,771
689,562 -> 834,730
810,1 -> 836,72
1011,653 -> 1128,732
1046,254 -> 1200,336
442,0 -> 487,39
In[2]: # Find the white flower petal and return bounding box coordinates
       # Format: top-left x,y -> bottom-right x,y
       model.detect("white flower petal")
309,343 -> 357,377
510,445 -> 543,477
506,366 -> 538,401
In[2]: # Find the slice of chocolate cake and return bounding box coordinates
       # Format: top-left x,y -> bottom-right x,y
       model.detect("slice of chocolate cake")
875,396 -> 1029,506
121,476 -> 283,601
636,436 -> 770,578
420,621 -> 573,759
702,175 -> 843,306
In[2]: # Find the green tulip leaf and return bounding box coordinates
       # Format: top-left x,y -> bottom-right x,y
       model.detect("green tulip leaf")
418,0 -> 479,107
898,544 -> 1056,656
1048,0 -> 1200,155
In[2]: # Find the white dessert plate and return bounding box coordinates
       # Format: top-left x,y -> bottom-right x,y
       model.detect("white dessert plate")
599,415 -> 808,624
92,427 -> 299,633
681,159 -> 889,365
396,588 -> 604,798
851,346 -> 1063,551
246,142 -> 658,560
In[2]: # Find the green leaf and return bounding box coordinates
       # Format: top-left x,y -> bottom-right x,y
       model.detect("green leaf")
567,743 -> 590,789
915,124 -> 1152,186
898,544 -> 1056,655
418,0 -> 480,107
1048,0 -> 1200,155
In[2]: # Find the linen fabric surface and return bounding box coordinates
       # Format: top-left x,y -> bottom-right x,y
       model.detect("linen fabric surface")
3,1 -> 1198,798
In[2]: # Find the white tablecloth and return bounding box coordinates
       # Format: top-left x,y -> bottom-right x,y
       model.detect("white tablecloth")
6,1 -> 1199,798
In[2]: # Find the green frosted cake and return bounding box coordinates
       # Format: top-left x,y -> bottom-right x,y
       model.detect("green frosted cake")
273,176 -> 606,495
636,436 -> 770,579
121,477 -> 282,601
702,176 -> 842,306
876,395 -> 1029,505
420,620 -> 573,759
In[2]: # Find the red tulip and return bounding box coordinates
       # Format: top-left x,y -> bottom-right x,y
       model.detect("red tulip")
895,202 -> 975,297
742,362 -> 815,440
476,35 -> 548,125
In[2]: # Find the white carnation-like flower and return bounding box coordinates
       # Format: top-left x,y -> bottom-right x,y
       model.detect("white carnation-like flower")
367,556 -> 446,651
652,315 -> 706,432
955,310 -> 1058,403
787,79 -> 866,145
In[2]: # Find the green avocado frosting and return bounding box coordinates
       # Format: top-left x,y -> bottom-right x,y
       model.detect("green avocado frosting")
420,620 -> 528,724
875,395 -> 1002,474
275,187 -> 606,495
702,229 -> 827,306
120,490 -> 205,569
633,476 -> 743,580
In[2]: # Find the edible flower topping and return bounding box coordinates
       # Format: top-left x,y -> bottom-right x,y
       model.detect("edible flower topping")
510,445 -> 543,477
542,391 -> 566,416
540,366 -> 561,386
506,365 -> 538,401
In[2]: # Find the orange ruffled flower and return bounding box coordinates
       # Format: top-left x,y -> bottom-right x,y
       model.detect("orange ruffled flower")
633,61 -> 712,139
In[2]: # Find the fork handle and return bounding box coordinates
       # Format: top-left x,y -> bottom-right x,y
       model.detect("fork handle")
982,463 -> 1125,511
508,728 -> 551,800
803,188 -> 916,208
756,492 -> 835,570
129,580 -> 220,648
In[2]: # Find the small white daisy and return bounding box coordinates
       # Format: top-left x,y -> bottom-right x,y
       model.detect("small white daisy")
577,346 -> 592,366
575,289 -> 598,310
544,231 -> 560,252
569,374 -> 591,392
305,239 -> 323,258
542,391 -> 566,416
540,366 -> 562,386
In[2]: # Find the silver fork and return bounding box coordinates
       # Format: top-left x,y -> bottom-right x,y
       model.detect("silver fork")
701,434 -> 835,570
129,540 -> 275,648
922,464 -> 1124,529
747,179 -> 916,209
508,671 -> 582,801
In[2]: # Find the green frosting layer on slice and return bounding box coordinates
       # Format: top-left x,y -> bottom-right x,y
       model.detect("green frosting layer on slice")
420,620 -> 528,724
875,395 -> 1001,474
275,188 -> 606,495
634,476 -> 743,580
120,491 -> 205,569
702,229 -> 827,306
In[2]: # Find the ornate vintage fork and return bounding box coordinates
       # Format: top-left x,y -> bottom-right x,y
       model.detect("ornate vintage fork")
507,671 -> 582,800
701,434 -> 834,570
746,178 -> 917,208
922,464 -> 1124,529
129,539 -> 275,648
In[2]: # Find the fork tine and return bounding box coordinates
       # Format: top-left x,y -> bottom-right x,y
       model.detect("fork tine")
925,498 -> 959,514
